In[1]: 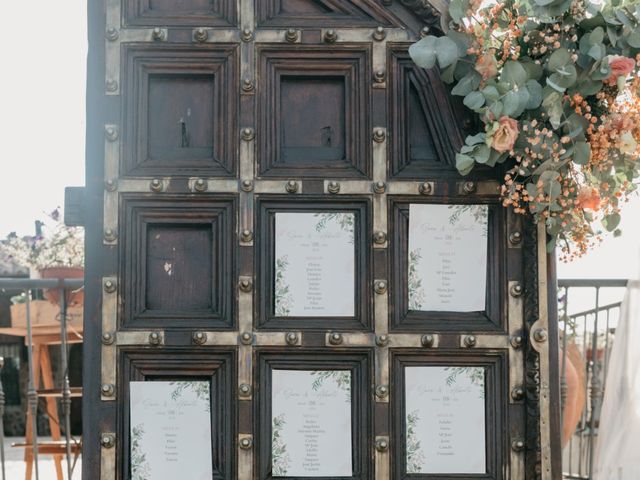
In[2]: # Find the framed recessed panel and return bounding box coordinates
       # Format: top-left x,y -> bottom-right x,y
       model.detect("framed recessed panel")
392,352 -> 506,479
257,197 -> 371,330
388,47 -> 497,181
256,350 -> 372,479
271,369 -> 353,476
122,45 -> 239,177
405,366 -> 486,474
275,212 -> 355,317
256,0 -> 400,27
120,348 -> 236,480
408,204 -> 488,312
124,0 -> 237,27
130,381 -> 213,479
120,195 -> 236,330
390,199 -> 506,332
258,46 -> 371,178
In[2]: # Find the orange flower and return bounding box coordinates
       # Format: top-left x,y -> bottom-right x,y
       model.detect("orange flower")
577,187 -> 601,211
605,55 -> 636,85
491,117 -> 519,153
475,51 -> 498,80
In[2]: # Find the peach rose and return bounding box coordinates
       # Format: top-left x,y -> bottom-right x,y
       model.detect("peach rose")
606,55 -> 636,85
577,186 -> 601,211
491,116 -> 519,153
475,51 -> 498,80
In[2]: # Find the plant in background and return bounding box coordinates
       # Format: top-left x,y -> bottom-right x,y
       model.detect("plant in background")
0,208 -> 84,272
410,0 -> 640,260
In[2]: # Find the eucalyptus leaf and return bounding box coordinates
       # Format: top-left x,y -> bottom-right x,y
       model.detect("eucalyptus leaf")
526,79 -> 543,109
440,63 -> 457,83
587,44 -> 606,61
602,213 -> 621,231
573,141 -> 591,165
449,0 -> 470,24
436,36 -> 461,68
482,85 -> 500,102
456,153 -> 475,175
473,144 -> 491,164
607,25 -> 619,46
542,90 -> 563,129
501,60 -> 528,86
463,91 -> 485,110
590,27 -> 605,45
465,133 -> 486,145
627,29 -> 640,48
521,59 -> 544,80
547,48 -> 571,71
451,71 -> 482,96
573,79 -> 603,96
409,36 -> 438,69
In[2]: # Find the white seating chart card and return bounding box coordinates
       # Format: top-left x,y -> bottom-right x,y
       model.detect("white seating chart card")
275,212 -> 355,317
129,381 -> 213,480
405,366 -> 486,474
408,204 -> 488,312
271,369 -> 353,477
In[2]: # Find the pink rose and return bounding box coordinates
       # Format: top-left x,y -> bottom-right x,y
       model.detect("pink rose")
606,55 -> 636,85
577,186 -> 601,211
491,117 -> 519,153
475,52 -> 498,80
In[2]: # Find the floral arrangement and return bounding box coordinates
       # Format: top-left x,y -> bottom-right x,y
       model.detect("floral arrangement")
409,0 -> 640,259
0,208 -> 84,271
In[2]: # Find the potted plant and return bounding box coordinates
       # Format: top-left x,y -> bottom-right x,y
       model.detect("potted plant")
0,208 -> 84,306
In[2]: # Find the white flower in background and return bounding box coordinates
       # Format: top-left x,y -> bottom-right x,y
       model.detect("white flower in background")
619,131 -> 637,155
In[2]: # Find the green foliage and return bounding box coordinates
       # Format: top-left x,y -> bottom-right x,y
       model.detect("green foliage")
408,0 -> 640,256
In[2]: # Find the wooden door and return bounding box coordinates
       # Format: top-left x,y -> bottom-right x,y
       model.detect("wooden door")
83,1 -> 561,479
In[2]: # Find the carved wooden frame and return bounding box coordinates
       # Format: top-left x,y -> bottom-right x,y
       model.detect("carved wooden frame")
255,196 -> 372,331
123,0 -> 237,27
256,0 -> 400,27
257,45 -> 371,178
121,44 -> 239,178
119,194 -> 236,330
388,196 -> 507,333
255,349 -> 373,480
391,350 -> 508,480
118,347 -> 236,480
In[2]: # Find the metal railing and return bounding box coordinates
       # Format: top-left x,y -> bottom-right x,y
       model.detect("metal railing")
558,279 -> 628,480
0,278 -> 84,480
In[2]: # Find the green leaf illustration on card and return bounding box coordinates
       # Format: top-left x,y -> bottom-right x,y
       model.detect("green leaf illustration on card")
310,370 -> 352,401
408,249 -> 426,311
314,212 -> 355,244
406,410 -> 426,474
272,413 -> 291,476
275,255 -> 294,316
169,381 -> 211,412
444,367 -> 485,399
131,424 -> 151,480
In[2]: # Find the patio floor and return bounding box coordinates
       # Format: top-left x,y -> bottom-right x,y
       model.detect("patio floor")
2,437 -> 81,480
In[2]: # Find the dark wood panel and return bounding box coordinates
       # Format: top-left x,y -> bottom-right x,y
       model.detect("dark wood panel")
118,348 -> 237,480
123,0 -> 237,27
255,349 -> 373,480
256,0 -> 401,27
388,197 -> 508,333
257,45 -> 371,178
120,195 -> 236,330
255,196 -> 373,331
387,46 -> 496,181
146,224 -> 215,311
122,44 -> 239,177
390,350 -> 508,480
